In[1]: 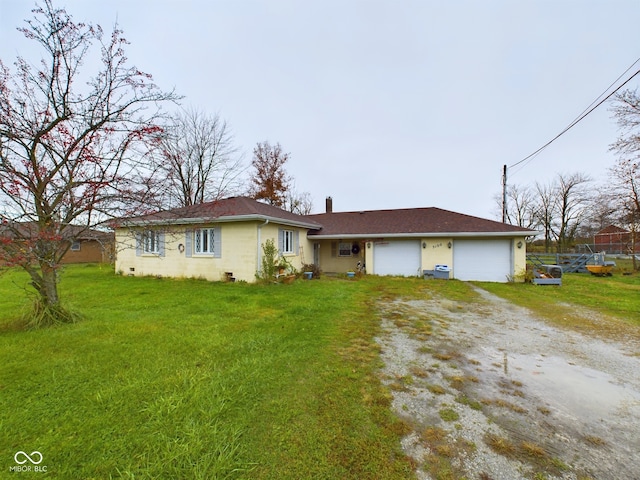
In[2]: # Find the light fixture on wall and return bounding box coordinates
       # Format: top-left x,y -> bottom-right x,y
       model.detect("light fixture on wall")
367,242 -> 371,249
422,242 -> 426,249
447,241 -> 452,249
517,241 -> 523,249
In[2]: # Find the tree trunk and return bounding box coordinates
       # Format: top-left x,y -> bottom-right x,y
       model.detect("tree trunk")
633,229 -> 638,271
40,264 -> 60,308
24,264 -> 75,327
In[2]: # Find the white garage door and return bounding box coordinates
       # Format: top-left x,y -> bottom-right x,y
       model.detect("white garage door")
373,240 -> 421,276
453,239 -> 512,282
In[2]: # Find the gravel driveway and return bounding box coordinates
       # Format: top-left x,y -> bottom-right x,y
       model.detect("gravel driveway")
376,286 -> 640,480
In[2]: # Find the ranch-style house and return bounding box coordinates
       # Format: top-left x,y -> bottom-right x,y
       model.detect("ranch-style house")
114,196 -> 537,283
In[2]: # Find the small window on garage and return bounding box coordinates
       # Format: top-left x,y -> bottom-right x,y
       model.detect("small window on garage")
71,241 -> 81,251
338,242 -> 351,257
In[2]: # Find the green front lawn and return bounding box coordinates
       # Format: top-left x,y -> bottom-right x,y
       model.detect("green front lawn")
0,266 -> 415,479
1,265 -> 638,479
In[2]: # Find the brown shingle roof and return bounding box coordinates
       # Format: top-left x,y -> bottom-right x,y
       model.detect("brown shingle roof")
121,196 -> 322,229
307,207 -> 536,238
595,225 -> 629,235
0,221 -> 113,240
117,197 -> 536,237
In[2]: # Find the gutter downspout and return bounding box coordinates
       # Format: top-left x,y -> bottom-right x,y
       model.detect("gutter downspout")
257,218 -> 269,274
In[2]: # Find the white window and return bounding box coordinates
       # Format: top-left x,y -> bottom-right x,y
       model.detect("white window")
338,242 -> 352,257
282,230 -> 294,254
71,241 -> 81,251
143,231 -> 160,254
194,228 -> 216,255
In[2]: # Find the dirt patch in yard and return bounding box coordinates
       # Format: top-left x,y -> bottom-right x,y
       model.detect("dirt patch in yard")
376,286 -> 640,480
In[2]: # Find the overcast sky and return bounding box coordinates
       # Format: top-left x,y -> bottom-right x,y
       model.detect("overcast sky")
1,0 -> 639,219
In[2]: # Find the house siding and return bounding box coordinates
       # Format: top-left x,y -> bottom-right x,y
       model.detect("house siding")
115,221 -> 313,283
420,238 -> 454,272
112,197 -> 535,283
594,228 -> 639,254
261,223 -> 314,272
311,235 -> 529,281
314,240 -> 366,273
513,238 -> 527,277
61,239 -> 113,264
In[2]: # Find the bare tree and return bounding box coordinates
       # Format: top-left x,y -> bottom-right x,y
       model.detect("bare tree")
157,108 -> 243,208
286,189 -> 313,215
577,192 -> 618,241
553,172 -> 591,252
534,181 -> 556,252
0,1 -> 178,326
502,184 -> 539,230
609,157 -> 640,268
610,89 -> 640,160
609,88 -> 640,268
247,141 -> 291,208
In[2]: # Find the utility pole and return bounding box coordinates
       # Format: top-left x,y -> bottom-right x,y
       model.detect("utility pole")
502,164 -> 507,223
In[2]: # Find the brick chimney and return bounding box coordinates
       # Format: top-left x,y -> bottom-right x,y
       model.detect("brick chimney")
325,196 -> 333,213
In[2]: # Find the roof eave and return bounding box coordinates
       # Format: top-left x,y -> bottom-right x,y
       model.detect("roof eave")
120,214 -> 321,230
307,231 -> 539,240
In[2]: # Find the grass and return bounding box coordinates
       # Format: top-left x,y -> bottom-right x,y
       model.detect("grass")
476,271 -> 640,339
484,430 -> 576,478
0,265 -> 414,479
438,408 -> 460,422
2,265 -> 638,479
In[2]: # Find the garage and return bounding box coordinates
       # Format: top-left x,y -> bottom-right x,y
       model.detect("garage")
453,239 -> 513,282
373,240 -> 421,276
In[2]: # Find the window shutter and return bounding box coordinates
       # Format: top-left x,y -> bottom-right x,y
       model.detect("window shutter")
331,241 -> 337,257
294,230 -> 300,255
135,232 -> 142,256
213,227 -> 222,258
278,229 -> 284,254
185,229 -> 192,257
158,232 -> 165,257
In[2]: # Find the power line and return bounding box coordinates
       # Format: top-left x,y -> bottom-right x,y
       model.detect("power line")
508,57 -> 640,173
501,58 -> 640,222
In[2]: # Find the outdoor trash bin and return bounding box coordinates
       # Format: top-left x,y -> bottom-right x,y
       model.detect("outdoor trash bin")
433,264 -> 450,280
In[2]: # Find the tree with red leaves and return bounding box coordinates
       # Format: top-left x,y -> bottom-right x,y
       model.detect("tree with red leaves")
0,1 -> 179,326
248,141 -> 292,208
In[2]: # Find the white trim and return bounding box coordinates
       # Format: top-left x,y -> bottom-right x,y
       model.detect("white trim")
308,231 -> 538,240
143,231 -> 160,254
123,214 -> 320,230
193,228 -> 216,255
282,229 -> 295,254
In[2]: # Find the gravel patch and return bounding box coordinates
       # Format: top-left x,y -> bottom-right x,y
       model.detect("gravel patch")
376,286 -> 640,480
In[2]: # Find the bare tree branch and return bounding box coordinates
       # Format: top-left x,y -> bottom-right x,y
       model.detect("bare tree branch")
155,107 -> 244,208
0,0 -> 180,324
